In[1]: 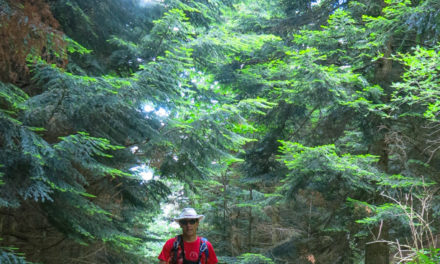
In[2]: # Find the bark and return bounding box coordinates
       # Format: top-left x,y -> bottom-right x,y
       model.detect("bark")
365,242 -> 389,264
248,188 -> 253,251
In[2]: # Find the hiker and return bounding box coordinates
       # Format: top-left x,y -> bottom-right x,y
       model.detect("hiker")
158,208 -> 218,264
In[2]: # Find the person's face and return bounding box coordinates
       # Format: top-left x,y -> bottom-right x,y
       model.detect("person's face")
179,218 -> 199,236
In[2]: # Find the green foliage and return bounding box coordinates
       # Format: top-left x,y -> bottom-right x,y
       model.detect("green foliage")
0,248 -> 31,264
350,199 -> 401,226
389,46 -> 440,120
142,8 -> 195,59
164,0 -> 231,27
293,9 -> 371,70
1,0 -> 271,261
192,0 -> 440,262
363,0 -> 413,48
3,0 -> 440,262
65,37 -> 92,55
350,173 -> 439,263
237,253 -> 275,264
277,142 -> 379,198
224,0 -> 284,33
364,0 -> 440,48
409,249 -> 440,264
142,204 -> 182,262
0,82 -> 28,114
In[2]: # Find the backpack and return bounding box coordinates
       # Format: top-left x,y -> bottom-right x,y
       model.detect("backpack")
171,235 -> 210,264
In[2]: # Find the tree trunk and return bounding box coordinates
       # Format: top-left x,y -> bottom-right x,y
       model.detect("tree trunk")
365,242 -> 389,264
222,172 -> 228,253
248,188 -> 253,251
365,139 -> 390,264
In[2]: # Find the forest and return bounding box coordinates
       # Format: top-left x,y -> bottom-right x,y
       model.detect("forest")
1,0 -> 440,263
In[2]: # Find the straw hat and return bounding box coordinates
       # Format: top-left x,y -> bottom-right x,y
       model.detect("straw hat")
174,208 -> 204,222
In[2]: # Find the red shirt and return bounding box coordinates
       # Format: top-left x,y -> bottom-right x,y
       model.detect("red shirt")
158,236 -> 218,264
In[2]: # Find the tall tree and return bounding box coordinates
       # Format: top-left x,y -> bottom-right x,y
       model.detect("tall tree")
0,0 -> 255,263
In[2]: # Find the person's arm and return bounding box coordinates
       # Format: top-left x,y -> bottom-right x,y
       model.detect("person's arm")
207,241 -> 219,264
158,238 -> 173,264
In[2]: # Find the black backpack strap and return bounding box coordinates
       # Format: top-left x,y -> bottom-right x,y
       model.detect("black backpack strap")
179,235 -> 186,261
171,235 -> 183,264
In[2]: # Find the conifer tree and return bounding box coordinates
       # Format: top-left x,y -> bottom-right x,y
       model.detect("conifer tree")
185,0 -> 440,262
2,0 -> 440,263
0,0 -> 256,262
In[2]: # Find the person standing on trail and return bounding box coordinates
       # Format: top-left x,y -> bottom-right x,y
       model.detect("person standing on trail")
158,207 -> 219,264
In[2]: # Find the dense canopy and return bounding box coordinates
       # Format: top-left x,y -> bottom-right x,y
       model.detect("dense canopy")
1,0 -> 440,263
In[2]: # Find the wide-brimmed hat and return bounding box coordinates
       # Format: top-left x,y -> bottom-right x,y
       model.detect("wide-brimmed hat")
174,208 -> 204,222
